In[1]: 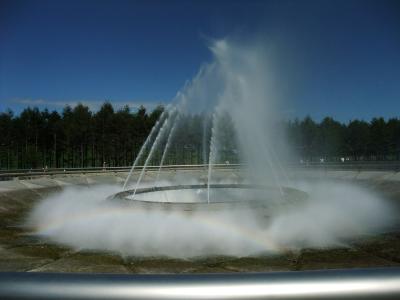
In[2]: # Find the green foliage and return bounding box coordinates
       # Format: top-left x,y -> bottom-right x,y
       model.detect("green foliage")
0,103 -> 160,169
0,102 -> 400,169
288,116 -> 400,162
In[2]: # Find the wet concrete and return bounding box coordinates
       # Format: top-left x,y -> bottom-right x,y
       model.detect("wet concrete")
0,169 -> 399,273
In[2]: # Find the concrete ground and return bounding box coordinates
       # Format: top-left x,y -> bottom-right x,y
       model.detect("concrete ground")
0,168 -> 400,273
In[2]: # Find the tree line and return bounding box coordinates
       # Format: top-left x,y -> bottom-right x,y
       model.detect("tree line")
287,116 -> 400,162
0,103 -> 163,170
0,102 -> 400,170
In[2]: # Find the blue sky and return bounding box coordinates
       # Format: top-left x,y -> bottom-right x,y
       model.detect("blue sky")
0,0 -> 399,121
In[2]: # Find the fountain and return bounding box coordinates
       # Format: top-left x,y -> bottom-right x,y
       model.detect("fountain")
110,38 -> 304,214
23,38 -> 396,261
111,184 -> 308,213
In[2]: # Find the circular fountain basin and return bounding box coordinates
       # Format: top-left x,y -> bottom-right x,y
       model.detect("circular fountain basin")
109,183 -> 308,213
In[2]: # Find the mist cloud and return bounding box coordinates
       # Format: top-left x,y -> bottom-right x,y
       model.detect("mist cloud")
26,180 -> 394,258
